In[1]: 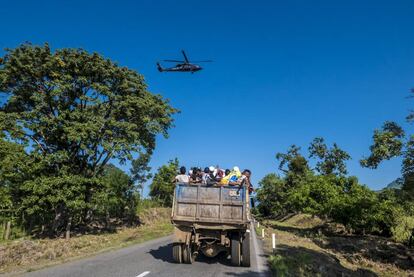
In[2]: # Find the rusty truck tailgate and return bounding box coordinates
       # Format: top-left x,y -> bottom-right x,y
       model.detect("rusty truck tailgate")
172,184 -> 248,224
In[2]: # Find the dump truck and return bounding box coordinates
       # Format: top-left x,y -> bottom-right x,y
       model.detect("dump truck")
171,183 -> 251,266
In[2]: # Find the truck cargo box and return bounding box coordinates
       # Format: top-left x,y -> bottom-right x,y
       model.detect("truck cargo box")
171,183 -> 249,226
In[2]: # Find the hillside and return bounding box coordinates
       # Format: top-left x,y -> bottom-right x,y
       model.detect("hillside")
381,178 -> 403,191
259,214 -> 414,277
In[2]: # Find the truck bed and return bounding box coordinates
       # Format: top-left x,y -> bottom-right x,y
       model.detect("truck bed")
171,183 -> 250,227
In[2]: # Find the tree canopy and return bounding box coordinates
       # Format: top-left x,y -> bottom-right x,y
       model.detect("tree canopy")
360,121 -> 405,169
149,158 -> 179,206
0,43 -> 177,235
309,137 -> 350,176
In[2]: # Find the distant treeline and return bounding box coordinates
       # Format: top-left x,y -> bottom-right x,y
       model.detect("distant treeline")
255,93 -> 414,243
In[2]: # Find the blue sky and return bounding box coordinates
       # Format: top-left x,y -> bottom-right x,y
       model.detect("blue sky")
1,0 -> 414,194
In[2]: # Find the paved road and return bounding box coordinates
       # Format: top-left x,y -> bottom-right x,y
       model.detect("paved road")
16,226 -> 269,277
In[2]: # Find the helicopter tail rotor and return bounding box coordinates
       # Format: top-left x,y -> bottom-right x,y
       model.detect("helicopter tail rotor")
156,62 -> 164,72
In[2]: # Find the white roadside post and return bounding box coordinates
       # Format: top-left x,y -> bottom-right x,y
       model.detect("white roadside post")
261,228 -> 265,238
257,221 -> 260,228
272,233 -> 276,253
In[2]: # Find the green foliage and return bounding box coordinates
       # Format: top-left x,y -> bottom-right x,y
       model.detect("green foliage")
149,158 -> 179,206
330,181 -> 379,233
360,121 -> 405,169
136,198 -> 163,214
256,174 -> 288,217
360,120 -> 414,199
309,137 -> 350,176
0,43 -> 177,235
276,145 -> 310,188
294,175 -> 341,216
402,136 -> 414,198
391,216 -> 414,243
92,164 -> 138,221
258,138 -> 414,240
269,253 -> 312,277
276,145 -> 309,176
130,152 -> 153,195
0,134 -> 29,210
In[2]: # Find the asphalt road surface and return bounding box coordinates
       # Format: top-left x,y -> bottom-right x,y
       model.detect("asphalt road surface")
16,226 -> 269,277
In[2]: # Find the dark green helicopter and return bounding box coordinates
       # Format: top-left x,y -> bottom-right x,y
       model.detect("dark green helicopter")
157,50 -> 212,73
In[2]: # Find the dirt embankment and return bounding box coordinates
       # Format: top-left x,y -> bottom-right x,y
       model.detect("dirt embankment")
259,214 -> 414,277
0,208 -> 172,274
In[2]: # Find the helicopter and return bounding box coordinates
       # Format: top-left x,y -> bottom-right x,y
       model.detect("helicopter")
157,50 -> 212,73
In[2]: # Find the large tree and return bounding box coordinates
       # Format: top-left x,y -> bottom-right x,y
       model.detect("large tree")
0,43 -> 177,234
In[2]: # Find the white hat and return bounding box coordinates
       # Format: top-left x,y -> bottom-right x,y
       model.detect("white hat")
233,166 -> 240,172
209,166 -> 215,172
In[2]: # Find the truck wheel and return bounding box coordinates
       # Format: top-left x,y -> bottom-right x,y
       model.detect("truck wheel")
182,243 -> 194,264
231,235 -> 241,266
172,243 -> 182,263
241,232 -> 251,267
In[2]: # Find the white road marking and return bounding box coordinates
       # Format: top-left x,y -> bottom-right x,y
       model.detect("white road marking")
136,271 -> 150,277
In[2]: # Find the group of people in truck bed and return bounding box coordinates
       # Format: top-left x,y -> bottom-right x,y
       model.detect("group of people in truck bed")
174,165 -> 254,193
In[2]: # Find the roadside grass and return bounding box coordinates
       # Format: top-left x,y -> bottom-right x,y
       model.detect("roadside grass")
256,214 -> 414,277
0,208 -> 173,274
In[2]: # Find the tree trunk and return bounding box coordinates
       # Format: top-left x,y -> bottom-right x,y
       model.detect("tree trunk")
84,186 -> 93,224
52,204 -> 65,237
105,210 -> 110,229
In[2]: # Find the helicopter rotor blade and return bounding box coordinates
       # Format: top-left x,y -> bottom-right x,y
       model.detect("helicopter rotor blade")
191,60 -> 213,63
182,50 -> 190,63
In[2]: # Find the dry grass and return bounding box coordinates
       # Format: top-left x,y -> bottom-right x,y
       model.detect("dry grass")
258,214 -> 414,277
0,208 -> 173,274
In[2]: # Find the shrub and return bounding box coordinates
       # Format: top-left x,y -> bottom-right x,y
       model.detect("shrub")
391,216 -> 414,243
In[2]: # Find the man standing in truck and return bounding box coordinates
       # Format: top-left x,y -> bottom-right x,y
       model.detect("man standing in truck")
229,169 -> 255,208
174,166 -> 190,183
230,169 -> 253,192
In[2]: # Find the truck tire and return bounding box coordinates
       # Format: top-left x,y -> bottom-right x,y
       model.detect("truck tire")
182,243 -> 194,264
231,235 -> 241,266
241,232 -> 251,267
172,243 -> 182,263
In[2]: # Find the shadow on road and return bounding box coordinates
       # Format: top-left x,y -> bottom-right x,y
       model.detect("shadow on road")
148,243 -> 252,268
148,243 -> 175,263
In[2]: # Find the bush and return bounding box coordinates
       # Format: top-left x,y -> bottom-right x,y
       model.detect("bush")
255,174 -> 288,217
391,216 -> 414,243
